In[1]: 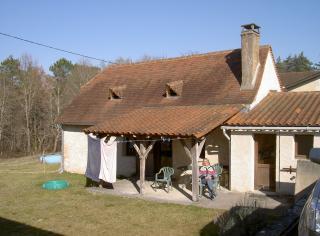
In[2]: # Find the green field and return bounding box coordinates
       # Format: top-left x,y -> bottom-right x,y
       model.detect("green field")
0,156 -> 223,236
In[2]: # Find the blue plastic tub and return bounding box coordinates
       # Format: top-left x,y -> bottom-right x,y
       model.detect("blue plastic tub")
40,153 -> 62,164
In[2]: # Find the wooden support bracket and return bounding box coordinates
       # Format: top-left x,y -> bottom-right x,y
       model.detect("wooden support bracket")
180,137 -> 206,201
133,140 -> 156,195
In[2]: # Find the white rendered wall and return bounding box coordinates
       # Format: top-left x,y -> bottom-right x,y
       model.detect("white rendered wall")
62,125 -> 136,177
62,125 -> 88,174
229,131 -> 296,194
250,50 -> 281,108
229,131 -> 319,195
205,128 -> 229,166
290,77 -> 320,91
172,139 -> 191,179
313,134 -> 320,147
230,132 -> 255,192
276,134 -> 296,195
116,140 -> 137,177
172,129 -> 229,182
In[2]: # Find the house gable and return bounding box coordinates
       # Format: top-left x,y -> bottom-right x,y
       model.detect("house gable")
250,48 -> 282,109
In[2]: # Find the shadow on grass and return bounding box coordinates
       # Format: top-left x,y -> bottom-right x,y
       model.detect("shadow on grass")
199,206 -> 285,236
199,192 -> 293,236
85,177 -> 114,189
200,221 -> 220,236
0,217 -> 62,236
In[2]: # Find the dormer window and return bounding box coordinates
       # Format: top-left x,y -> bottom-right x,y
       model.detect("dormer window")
108,85 -> 126,100
165,80 -> 183,98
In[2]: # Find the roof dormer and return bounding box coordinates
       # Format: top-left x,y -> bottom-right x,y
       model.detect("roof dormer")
165,80 -> 183,98
109,85 -> 126,100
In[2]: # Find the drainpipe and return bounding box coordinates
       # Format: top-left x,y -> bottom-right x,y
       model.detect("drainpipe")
60,125 -> 64,173
222,128 -> 231,141
221,126 -> 320,132
278,130 -> 281,192
222,127 -> 231,190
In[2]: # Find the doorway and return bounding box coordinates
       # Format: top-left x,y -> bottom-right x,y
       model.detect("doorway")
153,141 -> 173,174
254,134 -> 276,191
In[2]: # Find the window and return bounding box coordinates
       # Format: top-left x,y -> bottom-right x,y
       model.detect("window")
295,135 -> 314,159
125,139 -> 136,156
108,85 -> 126,100
167,88 -> 178,97
109,90 -> 121,99
165,80 -> 183,98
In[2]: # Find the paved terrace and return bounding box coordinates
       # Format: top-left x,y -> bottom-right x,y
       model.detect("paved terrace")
87,179 -> 293,210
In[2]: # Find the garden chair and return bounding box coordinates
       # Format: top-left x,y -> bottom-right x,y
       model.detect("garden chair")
198,175 -> 218,199
212,164 -> 223,189
152,167 -> 174,192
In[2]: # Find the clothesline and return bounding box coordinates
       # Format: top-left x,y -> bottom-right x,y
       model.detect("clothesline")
0,168 -> 61,174
89,135 -> 192,143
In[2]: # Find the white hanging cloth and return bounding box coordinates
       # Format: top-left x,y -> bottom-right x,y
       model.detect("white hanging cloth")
99,136 -> 117,183
85,134 -> 101,182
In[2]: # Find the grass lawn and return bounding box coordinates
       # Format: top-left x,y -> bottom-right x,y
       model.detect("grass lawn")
0,156 -> 224,236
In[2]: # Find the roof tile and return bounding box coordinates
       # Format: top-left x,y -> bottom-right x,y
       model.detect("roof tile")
279,71 -> 320,89
84,105 -> 242,138
58,46 -> 271,125
227,91 -> 320,126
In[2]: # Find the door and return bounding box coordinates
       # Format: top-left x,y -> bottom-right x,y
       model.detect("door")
254,134 -> 276,191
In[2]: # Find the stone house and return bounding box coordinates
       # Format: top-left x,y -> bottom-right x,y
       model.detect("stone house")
58,24 -> 320,201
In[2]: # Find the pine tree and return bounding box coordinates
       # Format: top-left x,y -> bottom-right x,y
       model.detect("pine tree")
276,52 -> 314,72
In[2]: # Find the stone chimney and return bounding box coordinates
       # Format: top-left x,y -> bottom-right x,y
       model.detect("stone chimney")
241,23 -> 260,90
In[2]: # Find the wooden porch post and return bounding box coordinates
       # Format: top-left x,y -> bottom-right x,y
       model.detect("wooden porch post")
180,138 -> 206,202
133,141 -> 155,195
191,141 -> 199,201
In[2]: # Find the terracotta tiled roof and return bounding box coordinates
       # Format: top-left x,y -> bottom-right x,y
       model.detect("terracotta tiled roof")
279,71 -> 320,89
84,105 -> 242,138
227,92 -> 320,126
57,46 -> 271,126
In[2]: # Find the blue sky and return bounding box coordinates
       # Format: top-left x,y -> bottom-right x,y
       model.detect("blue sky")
0,0 -> 319,73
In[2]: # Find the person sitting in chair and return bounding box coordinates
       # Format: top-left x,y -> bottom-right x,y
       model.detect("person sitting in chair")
199,158 -> 217,199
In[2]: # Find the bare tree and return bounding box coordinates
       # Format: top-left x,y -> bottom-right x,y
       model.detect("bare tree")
19,55 -> 44,154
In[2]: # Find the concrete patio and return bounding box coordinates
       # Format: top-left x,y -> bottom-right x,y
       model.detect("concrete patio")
87,179 -> 293,210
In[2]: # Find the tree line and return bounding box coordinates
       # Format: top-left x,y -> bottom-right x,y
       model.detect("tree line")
276,52 -> 319,72
0,55 -> 100,157
0,51 -> 319,158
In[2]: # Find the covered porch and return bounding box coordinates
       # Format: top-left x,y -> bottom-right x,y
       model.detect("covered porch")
87,178 -> 292,210
84,105 -> 242,202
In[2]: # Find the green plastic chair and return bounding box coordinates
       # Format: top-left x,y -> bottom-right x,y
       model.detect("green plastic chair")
152,167 -> 174,192
212,164 -> 223,189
